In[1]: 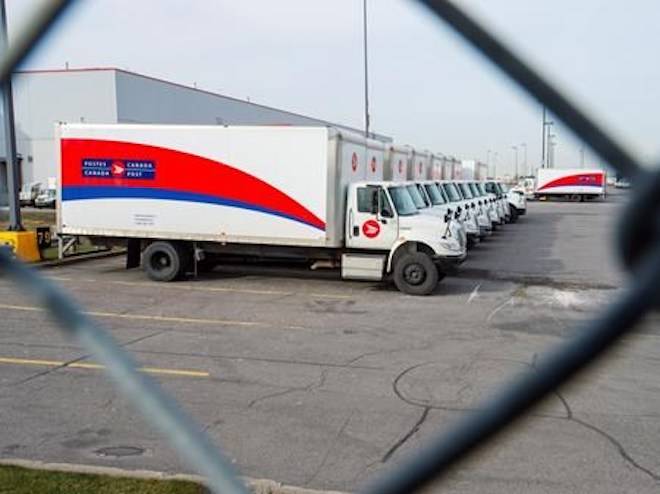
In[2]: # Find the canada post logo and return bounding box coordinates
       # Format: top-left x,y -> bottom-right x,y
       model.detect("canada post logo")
82,158 -> 156,179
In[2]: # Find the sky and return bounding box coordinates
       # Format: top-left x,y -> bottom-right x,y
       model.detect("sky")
7,0 -> 660,177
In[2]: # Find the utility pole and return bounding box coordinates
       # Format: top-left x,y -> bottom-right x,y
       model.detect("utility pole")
0,0 -> 21,230
512,145 -> 519,180
362,0 -> 370,138
548,133 -> 556,168
520,142 -> 527,177
493,152 -> 498,179
545,121 -> 554,168
486,149 -> 491,177
541,106 -> 546,169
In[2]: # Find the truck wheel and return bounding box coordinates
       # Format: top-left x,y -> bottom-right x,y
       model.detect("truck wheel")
393,252 -> 438,296
143,241 -> 188,282
509,207 -> 519,222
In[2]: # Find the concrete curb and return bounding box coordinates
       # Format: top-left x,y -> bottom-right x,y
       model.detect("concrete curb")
0,458 -> 349,494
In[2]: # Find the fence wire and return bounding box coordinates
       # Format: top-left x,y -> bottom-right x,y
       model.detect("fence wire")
0,1 -> 656,494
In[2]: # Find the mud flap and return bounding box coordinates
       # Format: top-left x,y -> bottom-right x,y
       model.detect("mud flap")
126,238 -> 141,269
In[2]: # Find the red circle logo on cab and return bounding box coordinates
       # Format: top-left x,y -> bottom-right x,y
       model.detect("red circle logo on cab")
351,152 -> 358,172
362,219 -> 380,238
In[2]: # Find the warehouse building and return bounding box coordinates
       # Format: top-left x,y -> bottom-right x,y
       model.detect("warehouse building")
5,67 -> 389,188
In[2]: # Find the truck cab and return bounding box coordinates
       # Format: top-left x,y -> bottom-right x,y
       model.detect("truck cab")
408,181 -> 467,251
345,181 -> 466,294
501,182 -> 527,221
437,180 -> 480,247
456,181 -> 491,238
471,181 -> 504,225
484,181 -> 511,222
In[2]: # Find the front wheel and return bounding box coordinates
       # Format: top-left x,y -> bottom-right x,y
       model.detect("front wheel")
393,252 -> 439,296
509,207 -> 519,223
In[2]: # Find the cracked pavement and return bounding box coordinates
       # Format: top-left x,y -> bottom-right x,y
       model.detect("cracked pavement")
2,190 -> 660,492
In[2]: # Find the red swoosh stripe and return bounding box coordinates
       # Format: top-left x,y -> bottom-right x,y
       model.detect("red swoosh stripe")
538,172 -> 604,191
61,138 -> 326,231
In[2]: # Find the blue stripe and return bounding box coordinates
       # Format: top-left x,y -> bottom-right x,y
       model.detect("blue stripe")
62,186 -> 325,231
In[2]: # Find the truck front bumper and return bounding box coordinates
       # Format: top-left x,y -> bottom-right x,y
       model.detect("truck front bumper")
436,251 -> 467,274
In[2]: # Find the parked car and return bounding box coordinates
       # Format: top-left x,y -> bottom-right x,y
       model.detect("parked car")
34,188 -> 56,208
19,182 -> 41,206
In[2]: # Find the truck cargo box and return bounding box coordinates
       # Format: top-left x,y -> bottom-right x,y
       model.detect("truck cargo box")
58,124 -> 385,248
535,168 -> 606,197
409,149 -> 431,180
384,144 -> 412,182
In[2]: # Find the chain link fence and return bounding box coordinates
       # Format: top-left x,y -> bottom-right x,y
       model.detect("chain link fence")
1,1 -> 655,493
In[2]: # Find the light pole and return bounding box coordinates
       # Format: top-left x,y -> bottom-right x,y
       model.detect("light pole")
0,0 -> 21,230
520,142 -> 527,177
541,106 -> 546,168
493,152 -> 498,179
545,121 -> 554,167
512,145 -> 519,180
548,133 -> 556,168
486,149 -> 491,177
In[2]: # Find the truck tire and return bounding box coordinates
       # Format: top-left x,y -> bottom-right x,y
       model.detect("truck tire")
509,207 -> 519,222
143,241 -> 189,282
393,252 -> 438,296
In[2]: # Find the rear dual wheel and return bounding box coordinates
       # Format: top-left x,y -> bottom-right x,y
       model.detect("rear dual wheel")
143,241 -> 192,281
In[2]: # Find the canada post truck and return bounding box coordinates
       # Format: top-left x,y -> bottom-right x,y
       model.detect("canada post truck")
57,124 -> 466,295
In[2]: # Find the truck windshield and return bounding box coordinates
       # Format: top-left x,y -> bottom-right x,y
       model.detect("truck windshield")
458,183 -> 473,199
424,183 -> 446,205
476,183 -> 488,195
442,183 -> 461,202
406,184 -> 428,209
416,184 -> 433,207
388,186 -> 418,216
468,183 -> 481,197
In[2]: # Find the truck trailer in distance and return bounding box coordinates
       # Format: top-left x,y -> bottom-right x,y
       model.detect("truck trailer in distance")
57,123 -> 466,295
535,168 -> 606,201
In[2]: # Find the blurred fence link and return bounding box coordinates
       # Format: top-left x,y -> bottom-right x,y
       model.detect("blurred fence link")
0,1 -> 656,493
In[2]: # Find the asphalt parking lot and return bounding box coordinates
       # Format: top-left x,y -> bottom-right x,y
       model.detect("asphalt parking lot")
3,190 -> 660,493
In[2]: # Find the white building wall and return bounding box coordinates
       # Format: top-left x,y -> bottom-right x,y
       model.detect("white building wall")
11,70 -> 117,184
115,70 -> 328,127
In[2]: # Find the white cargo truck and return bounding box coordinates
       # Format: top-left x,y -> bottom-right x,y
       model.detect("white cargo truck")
410,149 -> 432,181
535,168 -> 606,201
384,147 -> 467,253
57,123 -> 465,295
430,153 -> 444,180
438,180 -> 482,247
461,160 -> 488,180
384,144 -> 411,182
451,157 -> 463,180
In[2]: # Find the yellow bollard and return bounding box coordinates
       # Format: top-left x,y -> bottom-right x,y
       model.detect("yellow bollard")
0,231 -> 41,262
